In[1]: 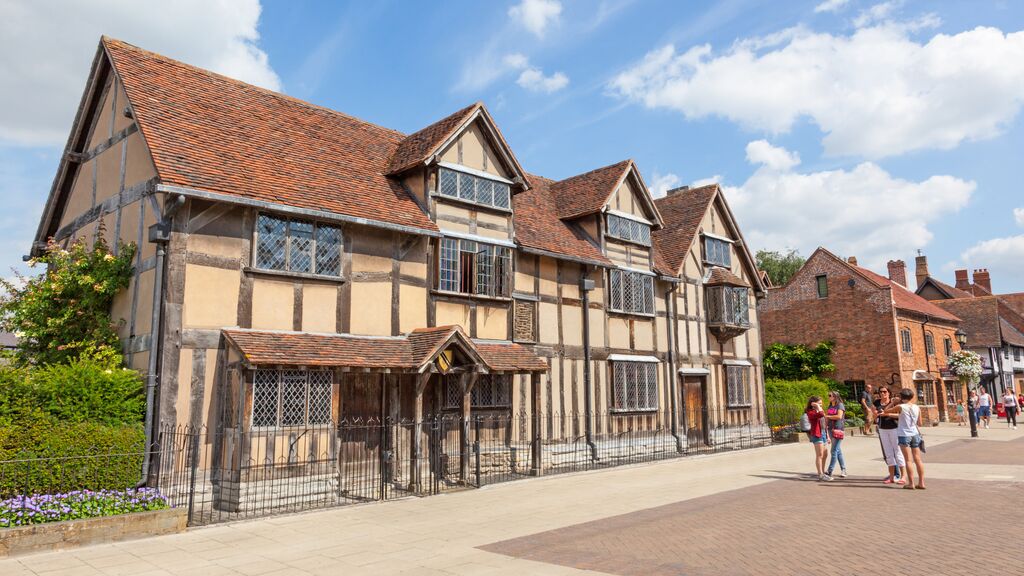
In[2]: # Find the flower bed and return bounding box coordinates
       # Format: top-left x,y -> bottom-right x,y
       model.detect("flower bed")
0,488 -> 168,528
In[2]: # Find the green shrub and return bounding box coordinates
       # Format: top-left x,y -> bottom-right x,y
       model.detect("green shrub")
0,411 -> 144,498
765,377 -> 831,428
763,341 -> 835,380
0,357 -> 144,426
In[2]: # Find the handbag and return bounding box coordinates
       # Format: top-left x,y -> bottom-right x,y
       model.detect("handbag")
831,429 -> 845,440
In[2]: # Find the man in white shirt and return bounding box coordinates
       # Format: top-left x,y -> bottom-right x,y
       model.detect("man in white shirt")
977,388 -> 993,429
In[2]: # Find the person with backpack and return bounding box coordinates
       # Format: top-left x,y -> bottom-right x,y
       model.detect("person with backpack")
824,391 -> 847,479
804,395 -> 831,481
883,388 -> 925,490
874,387 -> 905,484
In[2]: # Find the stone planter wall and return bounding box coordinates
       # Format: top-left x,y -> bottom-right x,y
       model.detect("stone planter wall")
0,508 -> 186,558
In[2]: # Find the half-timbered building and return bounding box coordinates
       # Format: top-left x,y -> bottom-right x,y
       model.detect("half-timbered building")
32,38 -> 767,502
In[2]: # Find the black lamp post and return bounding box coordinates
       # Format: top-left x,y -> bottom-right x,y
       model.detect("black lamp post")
955,328 -> 978,438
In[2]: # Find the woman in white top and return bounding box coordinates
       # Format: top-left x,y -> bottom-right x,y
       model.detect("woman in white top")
883,388 -> 925,490
1003,389 -> 1018,429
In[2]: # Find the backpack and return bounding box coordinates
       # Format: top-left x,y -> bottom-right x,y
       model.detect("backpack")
799,412 -> 811,432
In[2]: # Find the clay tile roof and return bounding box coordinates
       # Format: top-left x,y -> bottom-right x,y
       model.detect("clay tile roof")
474,341 -> 549,372
223,328 -> 548,372
1000,318 -> 1024,347
387,103 -> 480,175
512,175 -> 611,266
547,160 -> 633,220
652,184 -> 718,276
854,266 -> 960,323
932,298 -> 1001,347
930,278 -> 974,299
102,38 -> 438,235
999,292 -> 1024,316
705,267 -> 749,287
224,330 -> 414,368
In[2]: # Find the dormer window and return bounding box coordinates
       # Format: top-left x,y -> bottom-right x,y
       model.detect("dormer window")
438,166 -> 511,210
703,234 -> 732,268
606,213 -> 651,246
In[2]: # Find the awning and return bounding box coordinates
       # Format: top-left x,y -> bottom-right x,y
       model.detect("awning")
223,326 -> 548,373
607,354 -> 660,363
679,367 -> 710,375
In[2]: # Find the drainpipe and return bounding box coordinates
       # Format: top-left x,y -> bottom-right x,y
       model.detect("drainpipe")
139,193 -> 186,486
579,271 -> 598,462
665,282 -> 683,453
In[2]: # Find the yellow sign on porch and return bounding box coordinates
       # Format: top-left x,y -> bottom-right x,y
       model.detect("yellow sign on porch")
436,349 -> 454,374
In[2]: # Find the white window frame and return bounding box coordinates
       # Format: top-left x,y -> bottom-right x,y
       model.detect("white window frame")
437,166 -> 512,211
254,213 -> 343,277
608,268 -> 655,315
438,237 -> 512,298
726,365 -> 752,408
611,361 -> 659,412
703,235 -> 732,268
251,369 -> 333,429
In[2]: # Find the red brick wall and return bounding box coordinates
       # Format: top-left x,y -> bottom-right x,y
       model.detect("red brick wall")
895,314 -> 961,422
759,251 -> 902,389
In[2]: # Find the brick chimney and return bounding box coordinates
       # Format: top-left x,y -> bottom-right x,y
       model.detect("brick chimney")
847,256 -> 858,266
887,260 -> 907,287
973,269 -> 992,293
915,254 -> 929,290
954,269 -> 970,290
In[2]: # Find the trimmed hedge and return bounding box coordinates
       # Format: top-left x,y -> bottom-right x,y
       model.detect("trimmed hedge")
0,359 -> 143,426
0,412 -> 144,498
765,378 -> 830,428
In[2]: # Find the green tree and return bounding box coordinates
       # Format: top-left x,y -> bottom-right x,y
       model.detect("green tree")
0,235 -> 135,366
756,248 -> 806,286
762,341 -> 836,380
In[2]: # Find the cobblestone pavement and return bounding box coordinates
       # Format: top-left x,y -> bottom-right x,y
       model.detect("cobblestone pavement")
2,423 -> 1020,575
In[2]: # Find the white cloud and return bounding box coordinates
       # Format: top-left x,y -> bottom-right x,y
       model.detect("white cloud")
852,1 -> 902,27
960,235 -> 1024,294
609,23 -> 1024,158
719,141 -> 975,271
649,172 -> 682,198
745,140 -> 800,171
516,68 -> 569,93
1014,207 -> 1024,227
0,0 -> 280,146
509,0 -> 562,38
814,0 -> 849,14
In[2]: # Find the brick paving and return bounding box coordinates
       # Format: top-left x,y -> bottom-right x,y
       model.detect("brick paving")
924,433 -> 1024,465
482,477 -> 1024,576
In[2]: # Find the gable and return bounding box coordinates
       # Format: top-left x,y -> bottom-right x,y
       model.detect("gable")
437,119 -> 513,180
608,175 -> 656,222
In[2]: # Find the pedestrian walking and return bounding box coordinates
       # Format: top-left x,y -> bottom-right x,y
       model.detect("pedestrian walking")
860,383 -> 875,436
1002,389 -> 1018,429
805,396 -> 831,481
824,391 -> 847,478
884,388 -> 925,490
874,387 -> 906,484
955,399 -> 966,427
978,388 -> 993,428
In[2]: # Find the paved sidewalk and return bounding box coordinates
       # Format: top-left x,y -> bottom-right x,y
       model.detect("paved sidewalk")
2,423 -> 1021,575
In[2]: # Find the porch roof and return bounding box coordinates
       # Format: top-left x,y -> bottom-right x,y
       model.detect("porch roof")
223,327 -> 548,373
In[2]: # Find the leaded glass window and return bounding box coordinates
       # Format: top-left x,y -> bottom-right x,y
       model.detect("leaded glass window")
605,213 -> 652,246
437,167 -> 511,210
611,362 -> 658,411
705,286 -> 750,327
608,269 -> 654,315
443,374 -> 512,408
704,236 -> 732,268
251,369 -> 333,428
726,366 -> 751,407
255,214 -> 342,277
437,237 -> 511,298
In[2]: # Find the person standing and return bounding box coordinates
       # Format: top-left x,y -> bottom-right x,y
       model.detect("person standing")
805,396 -> 831,481
824,391 -> 847,479
1003,389 -> 1018,429
884,388 -> 925,490
875,387 -> 906,484
860,383 -> 875,436
978,388 -> 993,429
955,399 -> 966,427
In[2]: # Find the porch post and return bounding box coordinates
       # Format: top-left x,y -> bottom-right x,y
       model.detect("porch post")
459,372 -> 479,483
410,371 -> 431,492
530,372 -> 543,476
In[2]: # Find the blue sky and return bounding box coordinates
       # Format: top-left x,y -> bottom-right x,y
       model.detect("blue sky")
2,0 -> 1023,291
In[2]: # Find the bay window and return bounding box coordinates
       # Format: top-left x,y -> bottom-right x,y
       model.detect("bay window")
705,286 -> 750,327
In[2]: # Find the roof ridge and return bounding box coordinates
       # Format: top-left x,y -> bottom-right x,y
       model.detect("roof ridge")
102,36 -> 407,141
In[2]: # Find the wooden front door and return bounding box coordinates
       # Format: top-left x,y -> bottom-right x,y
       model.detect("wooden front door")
682,376 -> 706,444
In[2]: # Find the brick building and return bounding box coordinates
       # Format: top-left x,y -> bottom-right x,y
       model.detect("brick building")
759,248 -> 963,423
915,256 -> 1024,396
